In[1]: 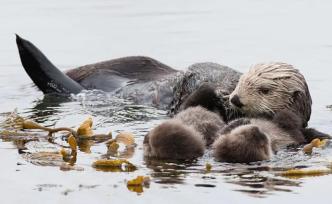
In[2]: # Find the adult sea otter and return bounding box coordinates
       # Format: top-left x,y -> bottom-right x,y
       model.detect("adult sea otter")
16,34 -> 241,114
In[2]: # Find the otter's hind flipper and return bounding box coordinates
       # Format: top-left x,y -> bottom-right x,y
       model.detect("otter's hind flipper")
302,128 -> 332,143
16,35 -> 84,95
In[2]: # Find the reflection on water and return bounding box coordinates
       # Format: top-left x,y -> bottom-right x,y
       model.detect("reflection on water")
144,149 -> 332,198
24,95 -> 71,124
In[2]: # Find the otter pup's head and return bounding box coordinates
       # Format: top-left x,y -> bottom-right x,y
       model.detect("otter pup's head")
229,62 -> 312,127
144,120 -> 205,160
213,124 -> 272,163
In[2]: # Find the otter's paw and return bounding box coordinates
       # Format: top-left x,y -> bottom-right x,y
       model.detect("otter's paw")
212,126 -> 271,163
144,120 -> 205,160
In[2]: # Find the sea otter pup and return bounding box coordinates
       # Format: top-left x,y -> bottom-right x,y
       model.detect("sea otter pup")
143,106 -> 225,159
212,111 -> 306,163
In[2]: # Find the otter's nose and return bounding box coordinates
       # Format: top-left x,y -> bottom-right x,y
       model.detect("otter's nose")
230,95 -> 243,108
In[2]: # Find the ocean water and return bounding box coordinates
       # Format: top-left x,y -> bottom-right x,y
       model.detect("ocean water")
0,0 -> 332,203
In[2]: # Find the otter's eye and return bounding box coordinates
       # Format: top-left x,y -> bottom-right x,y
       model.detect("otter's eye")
258,87 -> 270,95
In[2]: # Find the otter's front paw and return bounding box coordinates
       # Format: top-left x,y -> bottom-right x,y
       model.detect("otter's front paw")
144,120 -> 205,160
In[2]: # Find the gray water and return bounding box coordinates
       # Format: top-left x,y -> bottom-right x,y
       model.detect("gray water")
1,0 -> 332,203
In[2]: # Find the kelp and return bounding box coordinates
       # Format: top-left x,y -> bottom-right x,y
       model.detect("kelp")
105,132 -> 136,158
23,133 -> 80,169
92,159 -> 137,172
127,176 -> 151,193
205,163 -> 212,173
0,111 -> 112,140
77,117 -> 93,137
303,138 -> 328,154
279,168 -> 332,179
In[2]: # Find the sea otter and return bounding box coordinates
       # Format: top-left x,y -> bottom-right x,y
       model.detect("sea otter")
16,35 -> 330,141
144,107 -> 307,162
143,106 -> 225,159
212,110 -> 306,163
15,35 -> 240,110
143,65 -> 328,161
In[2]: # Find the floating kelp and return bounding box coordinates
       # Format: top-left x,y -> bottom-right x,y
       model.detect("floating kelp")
92,159 -> 137,172
23,147 -> 79,168
0,110 -> 76,136
115,132 -> 135,146
60,134 -> 78,165
77,117 -> 93,137
68,134 -> 78,151
105,132 -> 136,158
279,168 -> 332,179
22,133 -> 80,169
127,176 -> 150,193
1,112 -> 112,143
303,138 -> 328,154
205,163 -> 212,172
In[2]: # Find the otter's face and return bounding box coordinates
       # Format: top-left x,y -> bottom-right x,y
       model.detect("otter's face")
229,63 -> 312,125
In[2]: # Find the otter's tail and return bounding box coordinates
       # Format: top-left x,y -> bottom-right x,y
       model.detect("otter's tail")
16,34 -> 84,95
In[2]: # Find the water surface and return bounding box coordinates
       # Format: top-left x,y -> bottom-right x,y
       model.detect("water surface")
1,0 -> 332,203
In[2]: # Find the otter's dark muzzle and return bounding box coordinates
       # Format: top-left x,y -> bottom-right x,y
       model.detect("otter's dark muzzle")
230,95 -> 243,108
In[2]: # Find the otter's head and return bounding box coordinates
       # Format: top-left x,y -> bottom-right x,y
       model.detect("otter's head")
229,62 -> 312,127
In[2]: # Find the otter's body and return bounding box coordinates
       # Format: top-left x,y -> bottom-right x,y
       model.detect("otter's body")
16,35 -> 241,110
16,35 -> 330,153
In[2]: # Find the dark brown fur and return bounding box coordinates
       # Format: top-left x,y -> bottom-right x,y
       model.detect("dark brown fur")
213,125 -> 271,163
174,106 -> 225,145
144,120 -> 205,159
213,110 -> 306,163
144,106 -> 225,159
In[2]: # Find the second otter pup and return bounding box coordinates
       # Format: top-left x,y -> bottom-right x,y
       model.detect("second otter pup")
213,111 -> 306,163
144,106 -> 225,159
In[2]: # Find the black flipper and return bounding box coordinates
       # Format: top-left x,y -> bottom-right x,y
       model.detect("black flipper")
302,128 -> 332,143
16,34 -> 84,95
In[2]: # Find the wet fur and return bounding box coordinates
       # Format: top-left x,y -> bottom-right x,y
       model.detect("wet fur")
179,83 -> 228,122
144,120 -> 205,159
144,106 -> 225,159
229,62 -> 312,128
174,106 -> 225,145
213,110 -> 306,163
